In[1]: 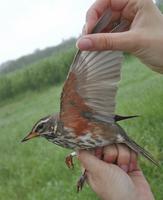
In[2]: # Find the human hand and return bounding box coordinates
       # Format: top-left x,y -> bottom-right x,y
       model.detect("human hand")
77,0 -> 163,73
78,144 -> 155,200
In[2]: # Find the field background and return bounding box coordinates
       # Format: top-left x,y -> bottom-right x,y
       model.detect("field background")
0,51 -> 163,199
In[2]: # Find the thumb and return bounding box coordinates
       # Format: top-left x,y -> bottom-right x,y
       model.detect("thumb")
78,150 -> 114,175
76,31 -> 139,52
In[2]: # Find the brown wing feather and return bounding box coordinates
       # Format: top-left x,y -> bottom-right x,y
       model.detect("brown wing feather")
60,72 -> 93,135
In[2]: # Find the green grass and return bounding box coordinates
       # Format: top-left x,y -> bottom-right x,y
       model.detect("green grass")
0,56 -> 163,200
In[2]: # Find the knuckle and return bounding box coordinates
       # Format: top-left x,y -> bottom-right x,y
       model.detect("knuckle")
130,150 -> 138,163
100,34 -> 114,50
103,145 -> 117,162
117,145 -> 130,164
104,151 -> 116,159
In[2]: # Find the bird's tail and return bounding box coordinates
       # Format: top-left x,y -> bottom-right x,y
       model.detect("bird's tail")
115,115 -> 139,122
124,137 -> 159,166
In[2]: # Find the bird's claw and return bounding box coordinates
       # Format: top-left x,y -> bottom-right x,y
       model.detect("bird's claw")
65,152 -> 77,169
65,155 -> 74,169
77,171 -> 87,192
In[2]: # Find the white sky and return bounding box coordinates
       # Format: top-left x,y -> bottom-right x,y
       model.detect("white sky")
0,0 -> 95,64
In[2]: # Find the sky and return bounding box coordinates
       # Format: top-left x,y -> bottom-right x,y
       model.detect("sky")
0,0 -> 95,65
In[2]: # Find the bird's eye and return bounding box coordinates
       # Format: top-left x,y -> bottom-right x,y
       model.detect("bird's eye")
37,124 -> 44,131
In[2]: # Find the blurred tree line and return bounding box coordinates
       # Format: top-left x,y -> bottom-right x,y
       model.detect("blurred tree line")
0,38 -> 76,74
0,46 -> 75,102
0,37 -> 131,102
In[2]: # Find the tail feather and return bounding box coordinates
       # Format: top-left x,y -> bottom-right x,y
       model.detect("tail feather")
125,138 -> 159,166
116,123 -> 159,166
115,115 -> 139,122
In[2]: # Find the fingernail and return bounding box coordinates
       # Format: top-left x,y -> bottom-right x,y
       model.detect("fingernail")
76,38 -> 93,50
120,165 -> 129,173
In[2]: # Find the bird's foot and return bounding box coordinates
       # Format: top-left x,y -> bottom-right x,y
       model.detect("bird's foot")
65,152 -> 77,169
77,170 -> 87,192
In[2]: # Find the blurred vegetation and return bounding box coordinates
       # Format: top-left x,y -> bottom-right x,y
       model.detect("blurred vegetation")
156,0 -> 163,13
0,43 -> 75,102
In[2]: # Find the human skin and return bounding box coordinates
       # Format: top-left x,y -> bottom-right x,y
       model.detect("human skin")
77,0 -> 163,73
78,145 -> 155,200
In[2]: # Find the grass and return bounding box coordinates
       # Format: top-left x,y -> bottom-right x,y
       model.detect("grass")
0,56 -> 163,200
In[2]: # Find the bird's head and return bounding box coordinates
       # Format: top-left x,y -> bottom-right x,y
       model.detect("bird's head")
21,115 -> 58,142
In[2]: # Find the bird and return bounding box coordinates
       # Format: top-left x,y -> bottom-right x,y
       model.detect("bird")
22,9 -> 158,192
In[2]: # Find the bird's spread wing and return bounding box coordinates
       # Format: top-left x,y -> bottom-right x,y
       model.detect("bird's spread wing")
60,10 -> 129,134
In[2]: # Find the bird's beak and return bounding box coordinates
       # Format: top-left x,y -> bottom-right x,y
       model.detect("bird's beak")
21,131 -> 39,143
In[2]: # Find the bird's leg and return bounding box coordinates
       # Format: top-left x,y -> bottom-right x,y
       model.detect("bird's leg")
65,152 -> 87,191
76,148 -> 103,192
77,169 -> 87,192
65,151 -> 77,169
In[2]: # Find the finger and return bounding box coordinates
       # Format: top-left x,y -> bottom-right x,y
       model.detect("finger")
85,0 -> 138,34
86,0 -> 110,33
116,144 -> 131,173
77,150 -> 95,172
85,7 -> 98,34
78,150 -> 106,174
76,31 -> 140,52
82,24 -> 87,35
103,144 -> 118,163
129,150 -> 139,172
95,147 -> 103,159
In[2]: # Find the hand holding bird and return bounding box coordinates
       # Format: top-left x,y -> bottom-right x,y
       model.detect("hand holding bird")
77,0 -> 163,74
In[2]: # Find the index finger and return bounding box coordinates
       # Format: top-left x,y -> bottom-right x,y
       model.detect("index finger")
85,0 -> 134,33
86,0 -> 111,33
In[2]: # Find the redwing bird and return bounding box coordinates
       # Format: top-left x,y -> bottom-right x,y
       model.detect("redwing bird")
22,9 -> 158,191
